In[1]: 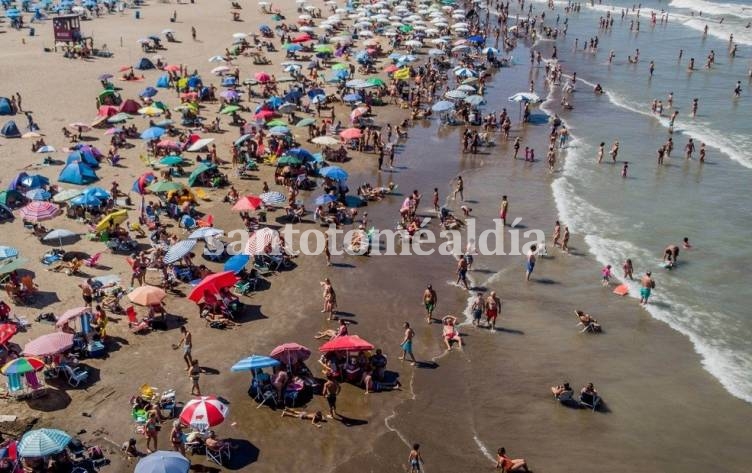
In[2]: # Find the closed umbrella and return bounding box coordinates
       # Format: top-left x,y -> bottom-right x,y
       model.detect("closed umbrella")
135,451 -> 190,473
23,333 -> 74,357
179,396 -> 229,429
17,429 -> 72,458
128,286 -> 167,306
231,355 -> 280,372
19,202 -> 60,222
163,240 -> 197,264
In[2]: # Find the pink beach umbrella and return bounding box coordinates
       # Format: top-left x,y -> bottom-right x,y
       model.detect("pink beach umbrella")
270,343 -> 312,366
244,227 -> 279,255
23,333 -> 75,357
339,127 -> 362,140
179,396 -> 229,429
254,72 -> 271,83
55,307 -> 90,329
19,202 -> 60,222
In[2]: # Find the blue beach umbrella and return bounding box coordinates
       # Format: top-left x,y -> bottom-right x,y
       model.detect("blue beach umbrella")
25,189 -> 51,201
234,134 -> 251,146
84,187 -> 111,199
134,451 -> 190,473
0,246 -> 19,259
319,166 -> 348,181
259,191 -> 286,206
285,148 -> 314,162
432,100 -> 455,113
17,429 -> 72,458
231,355 -> 280,372
5,9 -> 21,18
315,194 -> 337,205
140,127 -> 166,140
269,125 -> 290,135
224,254 -> 250,273
139,86 -> 158,98
70,193 -> 102,207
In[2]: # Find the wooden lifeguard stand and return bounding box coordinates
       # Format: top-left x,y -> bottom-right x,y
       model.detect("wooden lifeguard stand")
52,14 -> 82,43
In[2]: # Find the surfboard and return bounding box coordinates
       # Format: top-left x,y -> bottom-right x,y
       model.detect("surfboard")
613,284 -> 629,296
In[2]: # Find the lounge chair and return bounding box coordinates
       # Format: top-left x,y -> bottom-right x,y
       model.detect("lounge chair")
206,443 -> 231,466
59,363 -> 89,387
84,252 -> 103,268
575,310 -> 601,333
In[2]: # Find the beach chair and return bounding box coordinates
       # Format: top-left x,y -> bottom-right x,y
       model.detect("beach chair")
575,311 -> 601,334
5,373 -> 26,399
59,363 -> 89,387
206,443 -> 231,466
25,372 -> 47,398
579,392 -> 602,411
126,306 -> 150,334
84,252 -> 103,268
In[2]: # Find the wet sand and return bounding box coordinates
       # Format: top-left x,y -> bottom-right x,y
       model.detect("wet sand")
0,1 -> 751,472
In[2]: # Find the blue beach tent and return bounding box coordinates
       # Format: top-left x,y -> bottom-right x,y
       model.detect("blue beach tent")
66,150 -> 99,168
156,74 -> 170,88
58,161 -> 99,185
0,97 -> 13,115
134,57 -> 155,70
0,120 -> 21,138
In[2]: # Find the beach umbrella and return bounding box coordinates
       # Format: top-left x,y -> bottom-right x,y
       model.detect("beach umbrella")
312,136 -> 340,146
265,118 -> 287,127
17,429 -> 71,458
1,357 -> 46,376
254,72 -> 271,83
234,134 -> 251,147
188,228 -> 224,240
5,9 -> 22,19
432,100 -> 455,113
259,191 -> 286,206
140,127 -> 166,140
164,64 -> 181,72
254,110 -> 276,121
219,89 -> 239,101
0,258 -> 28,275
0,324 -> 17,346
0,246 -> 19,260
320,335 -> 374,353
445,89 -> 467,100
36,145 -> 56,153
68,122 -> 92,131
70,193 -> 102,207
25,189 -> 50,201
464,95 -> 485,106
107,113 -> 130,124
52,189 -> 83,203
208,55 -> 226,63
283,43 -> 303,52
339,128 -> 362,140
295,117 -> 316,128
232,195 -> 263,211
158,155 -> 185,166
23,333 -> 74,357
139,87 -> 158,98
220,105 -> 240,115
95,210 -> 128,233
231,355 -> 280,372
19,202 -> 60,222
320,166 -> 349,181
315,194 -> 337,205
138,106 -> 163,117
163,239 -> 198,264
223,254 -> 250,274
278,103 -> 296,114
244,228 -> 279,256
269,125 -> 290,136
128,286 -> 167,306
508,92 -> 542,103
187,271 -> 239,303
41,229 -> 79,246
276,155 -> 302,167
55,307 -> 90,329
134,451 -> 190,473
482,47 -> 499,56
180,396 -> 229,429
270,343 -> 311,366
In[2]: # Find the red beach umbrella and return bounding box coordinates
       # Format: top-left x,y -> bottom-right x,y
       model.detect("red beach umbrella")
339,128 -> 362,140
231,195 -> 263,211
179,396 -> 229,429
19,202 -> 60,222
291,33 -> 312,43
270,343 -> 311,365
320,335 -> 374,353
0,324 -> 18,346
187,271 -> 239,303
254,72 -> 271,83
23,332 -> 74,357
244,227 -> 279,255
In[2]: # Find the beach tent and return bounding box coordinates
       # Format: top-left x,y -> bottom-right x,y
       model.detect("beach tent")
58,162 -> 98,185
0,120 -> 21,138
134,57 -> 155,70
119,99 -> 141,114
155,74 -> 170,88
0,97 -> 13,115
66,150 -> 99,168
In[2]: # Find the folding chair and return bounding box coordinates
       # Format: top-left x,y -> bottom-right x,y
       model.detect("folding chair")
206,444 -> 231,466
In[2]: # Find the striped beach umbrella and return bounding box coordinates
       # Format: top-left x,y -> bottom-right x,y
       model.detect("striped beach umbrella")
17,429 -> 72,458
260,191 -> 285,206
163,239 -> 197,264
23,333 -> 75,357
244,227 -> 279,255
0,246 -> 19,260
179,396 -> 229,429
19,202 -> 60,222
1,357 -> 46,375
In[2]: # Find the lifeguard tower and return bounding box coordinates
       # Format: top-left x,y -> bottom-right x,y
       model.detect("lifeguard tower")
52,14 -> 82,43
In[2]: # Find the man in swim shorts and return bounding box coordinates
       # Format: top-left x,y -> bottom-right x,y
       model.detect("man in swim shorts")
640,272 -> 655,305
400,322 -> 417,364
423,284 -> 437,324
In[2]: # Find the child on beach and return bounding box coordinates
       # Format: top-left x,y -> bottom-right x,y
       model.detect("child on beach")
601,265 -> 613,286
623,259 -> 634,280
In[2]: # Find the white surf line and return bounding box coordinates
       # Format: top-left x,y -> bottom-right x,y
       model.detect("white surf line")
474,435 -> 498,463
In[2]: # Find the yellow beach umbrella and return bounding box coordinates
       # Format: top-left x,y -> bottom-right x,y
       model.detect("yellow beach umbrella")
95,209 -> 128,233
138,106 -> 163,116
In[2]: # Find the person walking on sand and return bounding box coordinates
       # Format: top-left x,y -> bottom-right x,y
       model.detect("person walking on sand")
322,375 -> 340,419
526,245 -> 537,281
552,220 -> 561,247
432,188 -> 439,213
189,359 -> 202,396
324,234 -> 332,266
408,444 -> 424,472
562,226 -> 570,253
191,26 -> 196,41
456,257 -> 469,290
640,272 -> 655,305
471,292 -> 485,327
399,322 -> 417,364
423,284 -> 437,324
499,195 -> 509,226
453,176 -> 464,201
485,291 -> 501,331
175,326 -> 193,371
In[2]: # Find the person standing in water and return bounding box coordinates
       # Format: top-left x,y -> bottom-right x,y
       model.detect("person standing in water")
526,245 -> 537,281
399,322 -> 417,364
640,272 -> 655,305
699,143 -> 706,163
597,142 -> 605,163
561,226 -> 570,253
621,162 -> 629,177
499,195 -> 509,226
453,176 -> 464,201
408,444 -> 424,472
423,284 -> 437,324
552,220 -> 561,247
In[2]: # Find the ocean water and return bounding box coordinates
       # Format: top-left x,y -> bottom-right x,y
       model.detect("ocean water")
520,0 -> 752,402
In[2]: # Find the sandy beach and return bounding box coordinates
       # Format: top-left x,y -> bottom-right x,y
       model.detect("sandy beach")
1,0 -> 751,472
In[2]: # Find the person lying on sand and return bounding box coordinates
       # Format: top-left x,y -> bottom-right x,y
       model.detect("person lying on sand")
281,408 -> 324,427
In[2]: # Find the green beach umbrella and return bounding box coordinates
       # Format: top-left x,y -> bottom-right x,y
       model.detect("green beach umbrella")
147,181 -> 185,193
399,25 -> 414,33
153,101 -> 169,111
188,163 -> 216,187
266,119 -> 288,127
367,77 -> 385,87
314,45 -> 334,53
0,190 -> 24,206
107,113 -> 130,124
295,117 -> 316,127
98,89 -> 116,100
276,155 -> 303,166
220,105 -> 241,115
331,63 -> 349,71
159,155 -> 185,166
